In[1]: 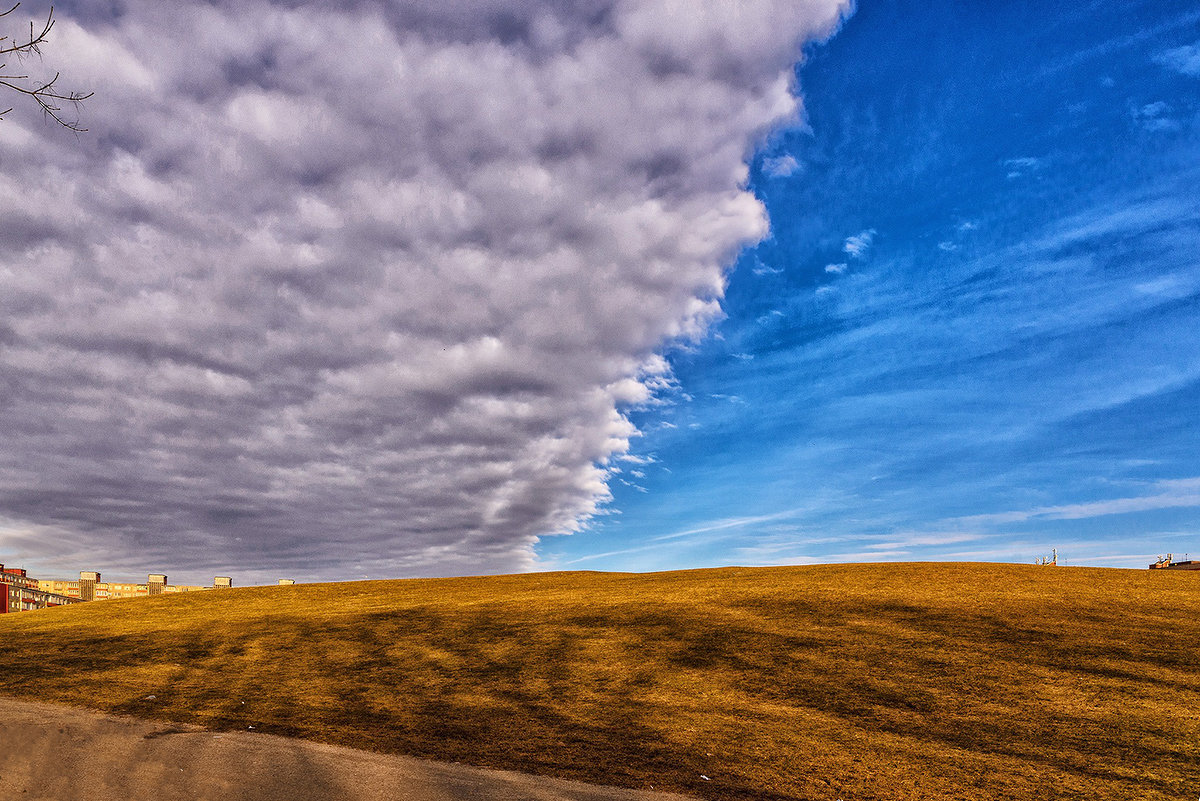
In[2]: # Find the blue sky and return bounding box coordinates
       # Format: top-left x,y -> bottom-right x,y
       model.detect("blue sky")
2,0 -> 1197,583
544,0 -> 1200,571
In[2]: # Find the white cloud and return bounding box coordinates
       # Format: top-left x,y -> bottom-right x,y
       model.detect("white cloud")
762,154 -> 802,178
0,0 -> 851,582
824,262 -> 848,274
1004,156 -> 1042,179
1005,156 -> 1040,169
1132,100 -> 1179,132
1155,40 -> 1200,76
842,229 -> 876,259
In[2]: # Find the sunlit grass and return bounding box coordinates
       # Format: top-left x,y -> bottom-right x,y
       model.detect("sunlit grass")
1,563 -> 1197,800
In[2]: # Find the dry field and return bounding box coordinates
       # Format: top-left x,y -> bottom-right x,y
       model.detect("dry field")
0,563 -> 1197,800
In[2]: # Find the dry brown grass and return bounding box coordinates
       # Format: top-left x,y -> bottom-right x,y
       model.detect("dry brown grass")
1,563 -> 1197,800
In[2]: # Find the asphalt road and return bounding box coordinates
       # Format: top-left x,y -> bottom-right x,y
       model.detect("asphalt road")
0,697 -> 695,801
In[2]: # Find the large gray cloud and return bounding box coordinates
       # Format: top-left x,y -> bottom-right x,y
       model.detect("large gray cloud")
0,0 -> 848,582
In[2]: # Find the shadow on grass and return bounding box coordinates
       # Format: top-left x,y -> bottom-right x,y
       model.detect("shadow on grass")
2,567 -> 1199,801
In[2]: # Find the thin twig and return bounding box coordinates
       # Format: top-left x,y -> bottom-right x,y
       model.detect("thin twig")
0,4 -> 90,130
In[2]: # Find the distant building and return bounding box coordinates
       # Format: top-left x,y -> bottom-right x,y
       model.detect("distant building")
1036,548 -> 1058,566
0,566 -> 80,613
1149,554 -> 1200,570
278,579 -> 295,586
37,572 -> 212,600
23,572 -> 236,612
78,570 -> 100,601
4,565 -> 245,613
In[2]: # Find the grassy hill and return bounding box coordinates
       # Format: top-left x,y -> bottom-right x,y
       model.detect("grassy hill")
0,563 -> 1197,800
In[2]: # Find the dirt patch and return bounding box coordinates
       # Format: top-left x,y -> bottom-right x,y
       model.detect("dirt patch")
0,696 -> 694,801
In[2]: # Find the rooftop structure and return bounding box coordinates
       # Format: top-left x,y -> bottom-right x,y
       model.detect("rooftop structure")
1149,554 -> 1200,570
1035,548 -> 1058,566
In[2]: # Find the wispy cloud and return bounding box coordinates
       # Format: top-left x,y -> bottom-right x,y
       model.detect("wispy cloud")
949,478 -> 1200,527
652,509 -> 808,542
869,532 -> 983,548
1131,100 -> 1179,132
752,259 -> 784,276
559,509 -> 814,566
842,229 -> 877,259
1155,40 -> 1200,76
762,154 -> 803,178
1004,156 -> 1042,179
1025,195 -> 1196,255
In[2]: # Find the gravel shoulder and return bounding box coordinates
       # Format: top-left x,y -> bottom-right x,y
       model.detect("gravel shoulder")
0,696 -> 695,801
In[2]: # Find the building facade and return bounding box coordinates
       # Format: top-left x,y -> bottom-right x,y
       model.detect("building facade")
0,566 -> 80,613
1,565 -> 296,615
2,568 -> 240,614
34,572 -> 228,601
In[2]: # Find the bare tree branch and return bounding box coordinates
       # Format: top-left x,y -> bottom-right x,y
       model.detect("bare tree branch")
0,3 -> 91,131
